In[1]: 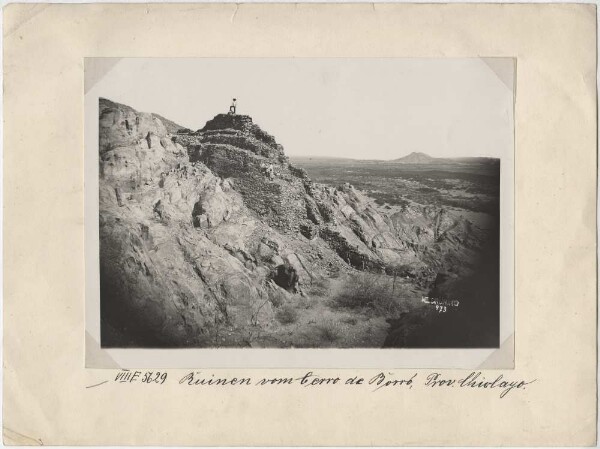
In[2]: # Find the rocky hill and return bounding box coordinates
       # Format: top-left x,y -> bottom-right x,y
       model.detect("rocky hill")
152,112 -> 189,134
99,98 -> 493,348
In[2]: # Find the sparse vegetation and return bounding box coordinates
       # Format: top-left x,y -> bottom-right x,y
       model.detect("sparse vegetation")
267,286 -> 286,308
307,277 -> 330,297
297,294 -> 318,310
341,316 -> 358,325
315,320 -> 342,342
332,272 -> 403,316
276,304 -> 299,324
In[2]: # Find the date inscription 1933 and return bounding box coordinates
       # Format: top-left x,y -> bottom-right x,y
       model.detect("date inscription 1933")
421,296 -> 460,313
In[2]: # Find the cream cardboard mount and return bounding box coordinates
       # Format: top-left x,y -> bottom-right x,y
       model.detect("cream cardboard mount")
3,3 -> 597,446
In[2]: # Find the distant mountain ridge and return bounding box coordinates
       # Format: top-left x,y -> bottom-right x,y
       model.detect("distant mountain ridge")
291,153 -> 498,165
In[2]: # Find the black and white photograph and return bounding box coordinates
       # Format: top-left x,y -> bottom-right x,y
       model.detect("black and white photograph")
91,58 -> 513,353
6,2 -> 598,445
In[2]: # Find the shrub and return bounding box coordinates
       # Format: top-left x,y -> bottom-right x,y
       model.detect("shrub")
333,272 -> 402,316
341,316 -> 358,325
268,287 -> 286,308
276,304 -> 299,324
316,320 -> 342,343
307,277 -> 330,297
297,295 -> 318,310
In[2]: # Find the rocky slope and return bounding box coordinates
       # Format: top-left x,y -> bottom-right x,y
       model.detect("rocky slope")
99,98 -> 490,347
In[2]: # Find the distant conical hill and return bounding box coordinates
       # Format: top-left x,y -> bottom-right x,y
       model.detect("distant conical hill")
393,152 -> 443,164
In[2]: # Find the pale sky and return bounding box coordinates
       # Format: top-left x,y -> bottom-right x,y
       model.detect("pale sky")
88,58 -> 514,160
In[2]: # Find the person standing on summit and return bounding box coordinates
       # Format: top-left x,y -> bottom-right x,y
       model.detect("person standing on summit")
229,98 -> 237,115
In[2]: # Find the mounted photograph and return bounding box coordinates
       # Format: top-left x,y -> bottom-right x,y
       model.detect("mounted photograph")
86,58 -> 514,366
